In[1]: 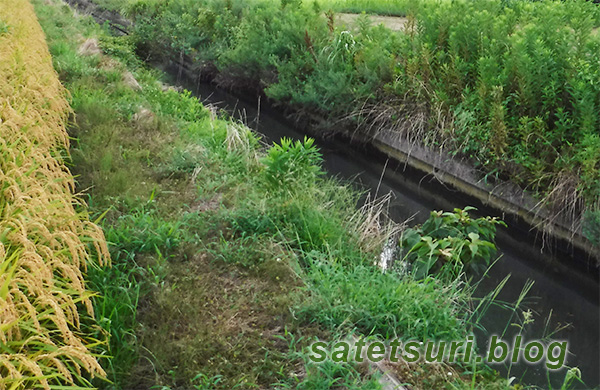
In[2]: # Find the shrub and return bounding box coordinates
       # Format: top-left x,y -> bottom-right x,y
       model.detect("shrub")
399,207 -> 505,279
122,0 -> 600,229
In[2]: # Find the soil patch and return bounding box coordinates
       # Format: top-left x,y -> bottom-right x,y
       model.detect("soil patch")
336,12 -> 408,31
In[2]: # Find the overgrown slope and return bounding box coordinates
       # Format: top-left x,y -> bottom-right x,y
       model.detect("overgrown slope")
92,0 -> 600,244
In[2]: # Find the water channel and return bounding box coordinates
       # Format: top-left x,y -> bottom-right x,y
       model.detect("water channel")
59,0 -> 599,385
168,72 -> 599,389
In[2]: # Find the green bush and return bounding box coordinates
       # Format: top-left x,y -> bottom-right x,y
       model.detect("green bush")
122,0 -> 600,226
399,207 -> 505,279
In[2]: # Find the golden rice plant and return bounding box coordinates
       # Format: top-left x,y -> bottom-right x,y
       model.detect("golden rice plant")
0,0 -> 110,388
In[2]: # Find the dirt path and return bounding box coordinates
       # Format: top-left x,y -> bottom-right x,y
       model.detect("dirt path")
336,12 -> 408,31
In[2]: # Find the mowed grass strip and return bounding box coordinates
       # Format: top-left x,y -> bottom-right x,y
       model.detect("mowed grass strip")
0,0 -> 109,389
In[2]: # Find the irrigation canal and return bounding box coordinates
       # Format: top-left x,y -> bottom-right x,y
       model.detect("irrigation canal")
169,74 -> 600,389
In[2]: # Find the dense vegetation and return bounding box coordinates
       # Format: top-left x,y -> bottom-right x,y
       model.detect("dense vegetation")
0,0 -> 590,388
91,0 -> 600,243
14,0 -> 581,388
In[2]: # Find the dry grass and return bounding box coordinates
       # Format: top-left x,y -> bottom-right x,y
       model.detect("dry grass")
350,191 -> 407,267
226,121 -> 253,156
0,0 -> 109,388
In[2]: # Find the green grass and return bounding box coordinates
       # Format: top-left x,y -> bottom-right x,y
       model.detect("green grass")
31,0 -> 577,389
108,0 -> 600,240
0,19 -> 9,35
33,2 -> 393,388
318,0 -> 412,16
298,259 -> 470,339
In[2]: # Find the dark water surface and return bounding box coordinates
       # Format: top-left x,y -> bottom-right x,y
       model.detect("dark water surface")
178,77 -> 599,389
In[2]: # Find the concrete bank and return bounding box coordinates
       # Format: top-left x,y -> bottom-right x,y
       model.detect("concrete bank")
372,129 -> 598,262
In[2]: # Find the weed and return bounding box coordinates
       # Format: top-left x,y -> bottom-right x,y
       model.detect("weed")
115,0 -> 600,232
0,19 -> 9,35
399,207 -> 506,279
262,137 -> 324,195
583,210 -> 600,247
273,330 -> 383,390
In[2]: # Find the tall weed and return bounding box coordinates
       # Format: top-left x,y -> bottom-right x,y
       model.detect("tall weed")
121,0 -> 600,228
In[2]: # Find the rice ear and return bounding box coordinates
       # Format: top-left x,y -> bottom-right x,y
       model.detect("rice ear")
0,0 -> 110,387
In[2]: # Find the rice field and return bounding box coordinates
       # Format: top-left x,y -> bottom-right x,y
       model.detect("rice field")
0,0 -> 109,388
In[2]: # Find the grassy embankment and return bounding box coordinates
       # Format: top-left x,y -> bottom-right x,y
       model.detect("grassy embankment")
88,0 -> 600,248
24,0 -> 574,389
0,0 -> 109,388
